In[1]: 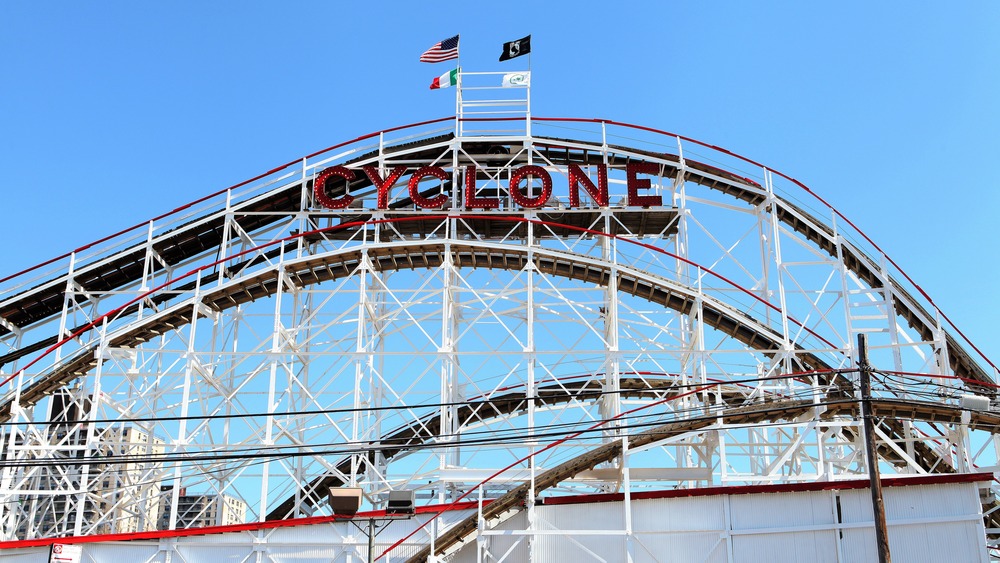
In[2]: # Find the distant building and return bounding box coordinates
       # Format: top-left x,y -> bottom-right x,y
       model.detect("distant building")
158,487 -> 247,529
8,391 -> 165,537
94,426 -> 165,534
3,390 -> 249,537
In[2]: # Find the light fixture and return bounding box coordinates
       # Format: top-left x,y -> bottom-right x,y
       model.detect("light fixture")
327,487 -> 362,516
385,489 -> 415,515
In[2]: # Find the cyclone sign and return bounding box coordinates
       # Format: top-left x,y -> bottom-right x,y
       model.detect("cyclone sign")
313,161 -> 664,211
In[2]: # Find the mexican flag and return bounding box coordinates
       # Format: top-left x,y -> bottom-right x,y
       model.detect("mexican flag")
430,68 -> 459,90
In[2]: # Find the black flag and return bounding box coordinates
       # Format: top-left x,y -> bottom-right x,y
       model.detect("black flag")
499,35 -> 531,61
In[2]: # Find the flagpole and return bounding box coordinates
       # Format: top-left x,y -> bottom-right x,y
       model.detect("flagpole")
527,37 -> 532,137
455,35 -> 462,137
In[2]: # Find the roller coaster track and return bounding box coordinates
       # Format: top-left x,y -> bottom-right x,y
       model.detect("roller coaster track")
0,237 -> 983,531
0,135 -> 990,388
0,127 -> 993,548
405,394 -> 1000,562
266,375 -> 801,520
267,371 -> 999,523
0,240 -> 831,422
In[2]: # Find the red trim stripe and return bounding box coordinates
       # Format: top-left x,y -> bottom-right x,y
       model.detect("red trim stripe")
0,500 -> 486,549
2,474 -> 987,550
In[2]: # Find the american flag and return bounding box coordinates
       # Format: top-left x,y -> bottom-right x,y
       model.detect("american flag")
419,35 -> 459,63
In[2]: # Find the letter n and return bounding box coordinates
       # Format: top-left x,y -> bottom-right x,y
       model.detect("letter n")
568,163 -> 608,207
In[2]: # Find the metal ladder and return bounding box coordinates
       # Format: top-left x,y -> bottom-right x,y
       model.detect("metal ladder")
455,70 -> 531,138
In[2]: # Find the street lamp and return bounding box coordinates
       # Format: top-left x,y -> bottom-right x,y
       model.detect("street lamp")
327,486 -> 363,516
328,487 -> 415,563
386,489 -> 415,515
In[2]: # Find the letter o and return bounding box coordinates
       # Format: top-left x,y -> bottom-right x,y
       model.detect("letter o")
509,165 -> 552,208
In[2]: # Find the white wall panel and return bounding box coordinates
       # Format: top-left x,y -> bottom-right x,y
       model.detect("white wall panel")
630,530 -> 728,563
462,511 -> 529,563
729,490 -> 838,563
885,482 -> 980,520
175,544 -> 254,563
1,481 -> 987,563
1,548 -> 63,563
839,483 -> 988,563
631,495 -> 726,532
540,500 -> 626,531
730,490 -> 835,529
633,496 -> 729,563
733,530 -> 838,563
0,550 -> 50,563
81,543 -> 160,563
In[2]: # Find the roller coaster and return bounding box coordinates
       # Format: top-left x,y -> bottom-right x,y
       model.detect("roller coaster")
0,108 -> 996,560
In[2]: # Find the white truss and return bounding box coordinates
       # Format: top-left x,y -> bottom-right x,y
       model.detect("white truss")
0,116 -> 995,561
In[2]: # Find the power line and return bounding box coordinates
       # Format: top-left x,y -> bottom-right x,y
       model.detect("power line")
0,396 -> 856,517
0,368 -> 850,429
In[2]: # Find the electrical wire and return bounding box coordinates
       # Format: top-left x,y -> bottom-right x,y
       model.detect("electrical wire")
0,368 -> 850,430
0,389 -> 840,470
2,365 -> 981,536
0,397 -> 855,516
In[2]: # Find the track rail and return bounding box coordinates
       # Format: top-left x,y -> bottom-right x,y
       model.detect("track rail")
406,395 -> 995,562
269,371 -> 997,523
0,232 -> 974,535
0,238 -> 833,422
0,134 -> 989,388
266,375 -> 794,520
0,121 -> 994,546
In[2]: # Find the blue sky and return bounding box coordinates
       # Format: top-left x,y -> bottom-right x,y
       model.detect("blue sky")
1,2 -> 998,364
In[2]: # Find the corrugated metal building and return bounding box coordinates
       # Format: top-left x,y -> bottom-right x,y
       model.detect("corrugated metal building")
1,474 -> 988,562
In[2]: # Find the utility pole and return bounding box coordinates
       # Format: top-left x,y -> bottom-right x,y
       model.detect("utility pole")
858,333 -> 892,563
368,517 -> 375,563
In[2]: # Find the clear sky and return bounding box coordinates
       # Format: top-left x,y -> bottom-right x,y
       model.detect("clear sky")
1,2 -> 998,364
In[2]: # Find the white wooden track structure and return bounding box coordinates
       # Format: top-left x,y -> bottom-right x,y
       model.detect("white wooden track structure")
0,103 -> 998,560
